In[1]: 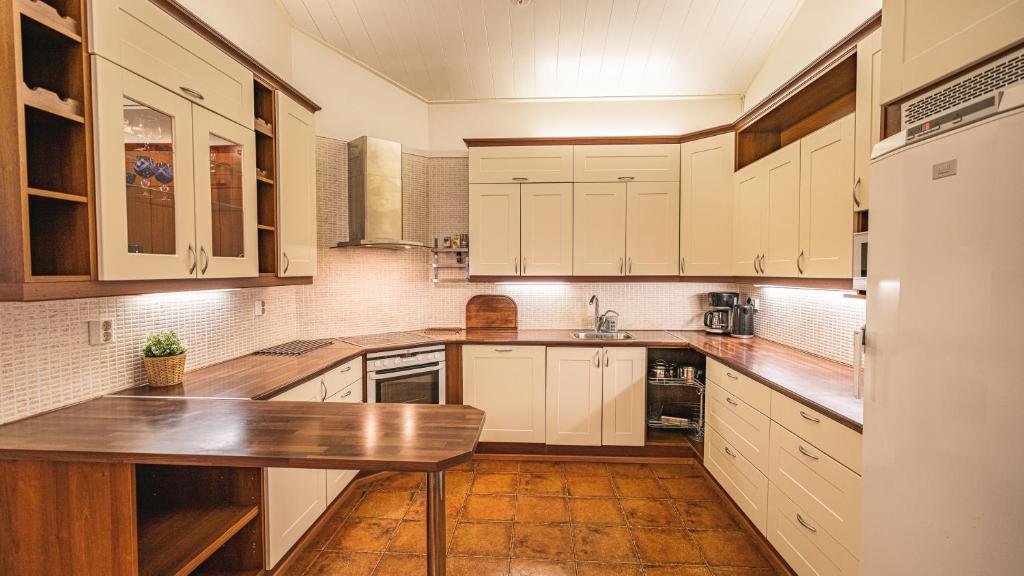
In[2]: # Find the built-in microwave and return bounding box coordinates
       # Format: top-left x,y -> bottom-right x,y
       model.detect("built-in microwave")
853,232 -> 868,290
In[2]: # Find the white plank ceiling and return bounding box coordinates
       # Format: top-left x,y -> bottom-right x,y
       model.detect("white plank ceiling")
279,0 -> 801,101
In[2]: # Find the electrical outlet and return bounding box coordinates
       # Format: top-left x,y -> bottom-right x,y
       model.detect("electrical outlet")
88,319 -> 114,345
749,297 -> 761,310
254,299 -> 266,317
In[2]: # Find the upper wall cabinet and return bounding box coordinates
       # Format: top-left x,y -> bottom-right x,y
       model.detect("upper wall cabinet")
626,182 -> 680,276
731,143 -> 802,278
854,29 -> 882,212
574,144 -> 680,182
680,133 -> 735,276
469,146 -> 573,184
574,183 -> 627,276
90,0 -> 254,129
469,184 -> 521,276
799,115 -> 855,278
880,0 -> 1024,104
276,93 -> 317,277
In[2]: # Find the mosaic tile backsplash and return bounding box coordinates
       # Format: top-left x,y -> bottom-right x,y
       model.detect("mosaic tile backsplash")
0,138 -> 864,424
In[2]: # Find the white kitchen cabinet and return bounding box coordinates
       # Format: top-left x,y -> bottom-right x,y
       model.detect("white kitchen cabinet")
468,145 -> 573,183
855,29 -> 882,212
462,345 -> 546,443
277,93 -> 317,277
600,347 -> 646,447
324,360 -> 363,504
469,184 -> 521,276
573,183 -> 626,276
770,391 -> 863,474
90,0 -> 254,129
880,0 -> 1024,104
626,182 -> 680,276
761,143 -> 801,277
546,347 -> 604,446
192,107 -> 258,278
704,426 -> 769,533
573,144 -> 680,182
706,358 -> 771,417
767,484 -> 860,576
731,162 -> 765,277
521,184 -> 573,276
679,133 -> 735,276
265,377 -> 328,569
706,381 -> 771,473
799,115 -> 855,278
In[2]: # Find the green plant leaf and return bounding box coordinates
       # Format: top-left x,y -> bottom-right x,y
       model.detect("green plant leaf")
142,330 -> 186,357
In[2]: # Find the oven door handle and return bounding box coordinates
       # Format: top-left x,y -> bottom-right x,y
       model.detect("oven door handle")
368,363 -> 444,380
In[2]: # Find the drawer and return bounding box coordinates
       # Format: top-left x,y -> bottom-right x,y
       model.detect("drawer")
706,382 -> 771,473
468,146 -> 573,183
325,357 -> 362,399
269,377 -> 322,402
704,427 -> 769,534
91,0 -> 254,128
769,423 -> 861,556
767,484 -> 859,576
706,358 -> 771,415
573,144 -> 680,182
771,391 -> 862,473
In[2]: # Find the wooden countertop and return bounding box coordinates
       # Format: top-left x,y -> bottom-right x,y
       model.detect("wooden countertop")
112,328 -> 861,431
0,397 -> 485,472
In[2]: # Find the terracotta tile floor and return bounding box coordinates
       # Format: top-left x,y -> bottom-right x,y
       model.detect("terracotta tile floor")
285,457 -> 785,576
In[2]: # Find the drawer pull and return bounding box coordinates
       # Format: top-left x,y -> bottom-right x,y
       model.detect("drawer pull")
339,366 -> 352,373
799,410 -> 821,423
494,348 -> 514,352
797,445 -> 820,460
179,86 -> 205,100
512,177 -> 528,181
725,397 -> 739,406
340,389 -> 353,398
724,446 -> 738,458
796,513 -> 818,533
725,372 -> 739,380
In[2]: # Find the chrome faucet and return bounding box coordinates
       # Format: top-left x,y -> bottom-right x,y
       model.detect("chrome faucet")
589,295 -> 601,332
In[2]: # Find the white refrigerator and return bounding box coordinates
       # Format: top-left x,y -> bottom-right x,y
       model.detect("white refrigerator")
863,87 -> 1024,574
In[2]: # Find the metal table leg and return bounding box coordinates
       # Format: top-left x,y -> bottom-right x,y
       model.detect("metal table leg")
425,471 -> 446,576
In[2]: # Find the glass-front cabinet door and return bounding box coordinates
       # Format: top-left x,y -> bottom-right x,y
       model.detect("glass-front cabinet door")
94,57 -> 197,280
192,107 -> 257,278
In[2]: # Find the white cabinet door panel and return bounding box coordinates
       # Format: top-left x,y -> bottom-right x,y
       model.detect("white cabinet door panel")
854,29 -> 882,212
469,184 -> 521,276
601,347 -> 646,447
574,144 -> 680,182
731,162 -> 765,277
546,347 -> 603,446
521,183 -> 573,276
277,93 -> 317,277
706,382 -> 770,473
767,484 -> 860,576
463,345 -> 546,443
573,183 -> 626,276
469,146 -> 573,183
704,426 -> 769,534
799,115 -> 855,278
680,133 -> 735,276
625,182 -> 679,276
762,143 -> 801,278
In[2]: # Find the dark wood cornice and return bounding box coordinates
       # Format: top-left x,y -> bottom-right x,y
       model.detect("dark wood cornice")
0,275 -> 312,302
470,276 -> 853,290
150,0 -> 321,113
464,135 -> 684,147
678,124 -> 734,144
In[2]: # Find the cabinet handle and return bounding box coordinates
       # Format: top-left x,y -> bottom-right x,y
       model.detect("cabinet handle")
340,389 -> 353,398
724,446 -> 738,458
797,445 -> 820,460
799,410 -> 820,423
339,366 -> 352,373
604,349 -> 609,367
593,351 -> 600,367
513,257 -> 519,274
628,258 -> 632,275
320,377 -> 327,401
752,257 -> 758,275
283,252 -> 290,274
680,257 -> 685,275
494,348 -> 514,352
725,372 -> 739,380
187,244 -> 197,274
852,177 -> 862,208
753,254 -> 761,275
617,176 -> 635,181
199,246 -> 209,275
522,257 -> 527,274
179,86 -> 205,100
725,397 -> 739,406
796,513 -> 818,533
512,177 -> 528,181
797,250 -> 805,275
619,257 -> 624,275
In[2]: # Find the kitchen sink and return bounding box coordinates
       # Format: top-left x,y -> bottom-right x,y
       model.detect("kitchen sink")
570,330 -> 634,340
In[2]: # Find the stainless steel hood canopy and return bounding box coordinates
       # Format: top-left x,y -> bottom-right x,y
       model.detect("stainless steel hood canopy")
335,136 -> 425,249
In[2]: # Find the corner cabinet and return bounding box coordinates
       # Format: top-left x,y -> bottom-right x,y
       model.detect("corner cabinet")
276,93 -> 317,277
94,58 -> 257,280
462,345 -> 547,443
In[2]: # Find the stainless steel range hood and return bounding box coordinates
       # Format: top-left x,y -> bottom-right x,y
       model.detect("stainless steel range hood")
335,136 -> 425,249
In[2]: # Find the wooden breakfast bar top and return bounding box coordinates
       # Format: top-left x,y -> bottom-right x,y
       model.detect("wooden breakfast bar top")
0,396 -> 486,472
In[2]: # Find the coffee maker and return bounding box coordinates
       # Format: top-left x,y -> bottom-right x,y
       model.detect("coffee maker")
703,292 -> 739,334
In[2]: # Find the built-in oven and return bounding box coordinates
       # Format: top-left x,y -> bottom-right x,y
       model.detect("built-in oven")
853,232 -> 868,290
366,345 -> 446,404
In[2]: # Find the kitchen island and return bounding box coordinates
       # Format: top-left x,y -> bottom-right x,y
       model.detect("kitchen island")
0,397 -> 484,576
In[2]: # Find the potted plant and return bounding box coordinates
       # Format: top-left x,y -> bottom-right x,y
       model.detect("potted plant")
142,331 -> 187,387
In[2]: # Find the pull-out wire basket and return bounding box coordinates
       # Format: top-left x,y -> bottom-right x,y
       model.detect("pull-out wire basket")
647,377 -> 704,440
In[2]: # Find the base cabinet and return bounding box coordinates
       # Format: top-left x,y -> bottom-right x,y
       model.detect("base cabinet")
546,347 -> 604,446
463,345 -> 547,443
767,484 -> 860,576
601,347 -> 646,447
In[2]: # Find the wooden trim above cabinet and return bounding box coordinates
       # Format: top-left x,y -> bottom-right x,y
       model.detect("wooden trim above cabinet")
464,135 -> 684,147
0,275 -> 312,302
150,0 -> 320,113
469,276 -> 853,289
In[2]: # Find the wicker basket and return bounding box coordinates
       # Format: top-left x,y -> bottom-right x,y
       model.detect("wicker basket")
143,354 -> 186,387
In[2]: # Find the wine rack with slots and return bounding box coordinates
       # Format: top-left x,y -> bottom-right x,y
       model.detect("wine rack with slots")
254,79 -> 278,275
1,0 -> 94,282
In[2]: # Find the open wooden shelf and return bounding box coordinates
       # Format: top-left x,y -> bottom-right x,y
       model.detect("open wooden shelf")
24,94 -> 88,198
138,505 -> 258,576
20,14 -> 84,104
27,194 -> 90,277
254,117 -> 273,138
16,0 -> 81,41
26,187 -> 87,203
255,174 -> 274,185
21,83 -> 83,122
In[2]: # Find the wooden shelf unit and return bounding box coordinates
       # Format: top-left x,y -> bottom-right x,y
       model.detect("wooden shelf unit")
254,78 -> 278,276
0,0 -> 95,287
